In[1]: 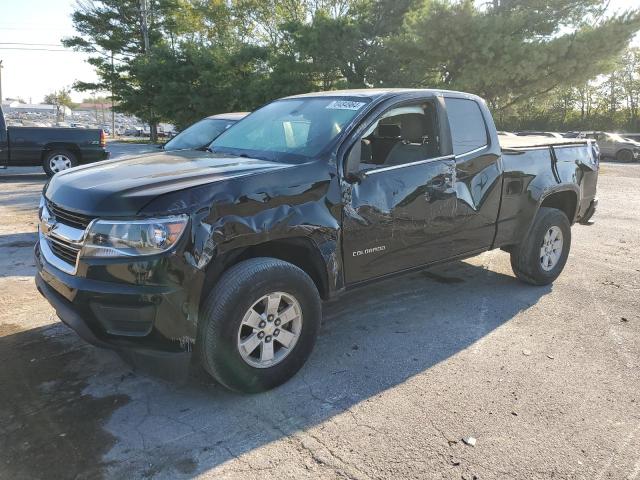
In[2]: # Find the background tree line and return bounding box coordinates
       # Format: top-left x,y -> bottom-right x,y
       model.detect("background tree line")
497,48 -> 640,132
64,0 -> 640,140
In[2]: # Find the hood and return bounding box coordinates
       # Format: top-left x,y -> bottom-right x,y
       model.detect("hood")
45,150 -> 294,217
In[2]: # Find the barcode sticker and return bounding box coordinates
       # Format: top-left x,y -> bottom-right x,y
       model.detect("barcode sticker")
326,100 -> 366,111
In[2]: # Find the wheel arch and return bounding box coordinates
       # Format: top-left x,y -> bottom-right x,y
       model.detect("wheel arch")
616,147 -> 632,156
41,143 -> 82,162
200,236 -> 331,306
538,187 -> 579,225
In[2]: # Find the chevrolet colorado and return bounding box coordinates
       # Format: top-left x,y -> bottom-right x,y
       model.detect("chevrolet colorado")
0,106 -> 109,176
34,89 -> 599,392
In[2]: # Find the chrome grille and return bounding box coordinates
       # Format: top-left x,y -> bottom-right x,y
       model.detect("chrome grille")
47,201 -> 95,230
47,236 -> 81,267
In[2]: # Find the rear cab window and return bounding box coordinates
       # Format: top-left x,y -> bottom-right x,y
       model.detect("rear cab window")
444,98 -> 488,155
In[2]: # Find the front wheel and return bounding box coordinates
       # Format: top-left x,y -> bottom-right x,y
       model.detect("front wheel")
510,207 -> 571,286
43,150 -> 78,177
198,258 -> 321,393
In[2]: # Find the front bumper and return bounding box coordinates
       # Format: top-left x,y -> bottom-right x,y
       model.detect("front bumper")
34,240 -> 201,379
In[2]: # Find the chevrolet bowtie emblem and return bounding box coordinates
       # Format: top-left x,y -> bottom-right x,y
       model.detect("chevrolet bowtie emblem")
41,209 -> 56,234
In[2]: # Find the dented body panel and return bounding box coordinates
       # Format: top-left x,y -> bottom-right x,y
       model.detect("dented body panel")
34,88 -> 598,363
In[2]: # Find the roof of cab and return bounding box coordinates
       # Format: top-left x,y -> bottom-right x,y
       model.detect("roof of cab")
206,112 -> 249,121
284,88 -> 478,100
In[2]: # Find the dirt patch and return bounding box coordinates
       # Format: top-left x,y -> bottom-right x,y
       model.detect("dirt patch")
0,323 -> 24,337
0,325 -> 129,480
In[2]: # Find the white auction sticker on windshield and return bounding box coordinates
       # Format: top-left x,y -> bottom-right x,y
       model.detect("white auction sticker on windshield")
326,100 -> 366,110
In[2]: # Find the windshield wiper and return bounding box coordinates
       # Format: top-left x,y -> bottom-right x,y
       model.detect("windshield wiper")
240,153 -> 275,162
207,147 -> 273,162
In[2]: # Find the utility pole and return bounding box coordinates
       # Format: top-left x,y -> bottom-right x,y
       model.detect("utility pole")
111,51 -> 115,137
139,0 -> 156,142
140,0 -> 150,54
93,92 -> 98,124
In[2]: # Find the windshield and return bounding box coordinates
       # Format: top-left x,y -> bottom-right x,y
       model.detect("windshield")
607,133 -> 630,143
164,118 -> 236,151
209,97 -> 371,162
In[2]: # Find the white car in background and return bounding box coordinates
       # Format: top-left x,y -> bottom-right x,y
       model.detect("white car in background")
579,131 -> 640,162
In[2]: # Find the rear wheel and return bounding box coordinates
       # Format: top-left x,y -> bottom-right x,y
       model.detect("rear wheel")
43,150 -> 78,177
510,207 -> 571,286
616,149 -> 634,163
198,257 -> 321,393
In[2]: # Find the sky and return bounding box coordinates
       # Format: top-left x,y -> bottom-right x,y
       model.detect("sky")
0,0 -> 97,103
1,0 -> 640,104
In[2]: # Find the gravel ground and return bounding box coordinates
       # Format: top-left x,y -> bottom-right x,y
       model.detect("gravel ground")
0,152 -> 638,480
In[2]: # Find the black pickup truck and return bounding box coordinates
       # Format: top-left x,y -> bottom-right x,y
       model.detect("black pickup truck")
34,89 -> 598,392
0,106 -> 108,176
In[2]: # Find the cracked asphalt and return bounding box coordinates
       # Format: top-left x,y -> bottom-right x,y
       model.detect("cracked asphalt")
1,149 -> 639,479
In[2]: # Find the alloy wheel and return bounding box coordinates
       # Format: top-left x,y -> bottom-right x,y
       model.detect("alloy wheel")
539,226 -> 563,271
236,292 -> 303,368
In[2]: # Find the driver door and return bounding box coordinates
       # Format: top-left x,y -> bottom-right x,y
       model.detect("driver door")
340,96 -> 458,284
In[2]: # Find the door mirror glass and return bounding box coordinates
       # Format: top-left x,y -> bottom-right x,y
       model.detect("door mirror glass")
344,141 -> 363,183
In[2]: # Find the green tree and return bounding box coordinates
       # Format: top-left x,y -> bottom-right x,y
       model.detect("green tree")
65,0 -> 640,135
276,0 -> 414,89
63,0 -> 180,141
44,88 -> 75,120
392,0 -> 640,111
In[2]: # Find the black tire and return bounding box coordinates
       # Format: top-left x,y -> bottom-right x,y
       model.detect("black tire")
510,207 -> 571,286
198,257 -> 321,393
42,150 -> 78,177
616,149 -> 634,163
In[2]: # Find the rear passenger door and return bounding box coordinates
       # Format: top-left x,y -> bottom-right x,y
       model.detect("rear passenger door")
441,96 -> 502,257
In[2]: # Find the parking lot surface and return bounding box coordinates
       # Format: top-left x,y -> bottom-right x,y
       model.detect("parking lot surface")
1,150 -> 638,479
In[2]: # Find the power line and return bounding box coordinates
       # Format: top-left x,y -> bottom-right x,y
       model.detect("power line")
0,26 -> 69,31
0,47 -> 76,52
0,42 -> 64,47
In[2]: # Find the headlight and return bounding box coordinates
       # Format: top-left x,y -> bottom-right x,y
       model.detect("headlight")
82,215 -> 188,258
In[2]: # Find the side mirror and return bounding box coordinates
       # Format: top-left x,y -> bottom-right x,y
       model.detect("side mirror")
344,141 -> 365,183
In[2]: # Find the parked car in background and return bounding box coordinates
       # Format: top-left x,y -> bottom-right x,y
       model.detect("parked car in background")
123,127 -> 143,137
577,131 -> 640,162
0,106 -> 109,176
497,131 -> 517,136
35,88 -> 598,392
516,131 -> 564,138
163,112 -> 248,151
621,133 -> 640,142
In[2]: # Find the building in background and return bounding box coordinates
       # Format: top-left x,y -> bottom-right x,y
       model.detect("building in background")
2,101 -> 71,117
